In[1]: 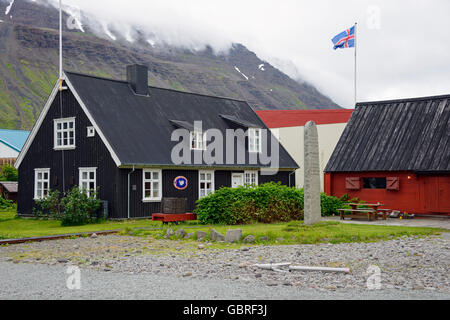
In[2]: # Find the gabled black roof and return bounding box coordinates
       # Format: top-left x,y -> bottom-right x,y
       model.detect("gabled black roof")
325,94 -> 450,173
65,72 -> 298,169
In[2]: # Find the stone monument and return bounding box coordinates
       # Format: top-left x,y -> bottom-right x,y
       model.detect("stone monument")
304,121 -> 321,225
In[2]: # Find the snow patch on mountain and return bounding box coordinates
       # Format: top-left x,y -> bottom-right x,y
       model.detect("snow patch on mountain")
102,22 -> 116,40
258,64 -> 265,71
65,6 -> 85,32
234,66 -> 248,80
5,0 -> 14,16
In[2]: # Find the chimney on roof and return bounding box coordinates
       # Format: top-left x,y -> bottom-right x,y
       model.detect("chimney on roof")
126,64 -> 148,95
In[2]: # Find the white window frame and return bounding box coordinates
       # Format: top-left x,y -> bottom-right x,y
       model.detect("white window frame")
190,131 -> 206,150
199,170 -> 214,199
248,128 -> 262,153
142,169 -> 162,202
34,168 -> 50,200
54,117 -> 76,150
244,170 -> 259,186
79,167 -> 97,197
87,126 -> 95,137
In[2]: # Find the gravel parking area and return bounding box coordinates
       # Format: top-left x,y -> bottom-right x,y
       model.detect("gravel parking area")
1,262 -> 448,300
1,232 -> 449,298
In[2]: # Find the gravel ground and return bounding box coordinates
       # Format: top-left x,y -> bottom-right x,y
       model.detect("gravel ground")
0,262 -> 448,300
0,233 -> 449,299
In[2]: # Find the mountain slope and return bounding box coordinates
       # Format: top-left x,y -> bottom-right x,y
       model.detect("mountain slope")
0,0 -> 339,130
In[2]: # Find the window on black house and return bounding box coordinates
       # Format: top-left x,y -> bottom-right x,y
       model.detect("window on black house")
362,177 -> 387,189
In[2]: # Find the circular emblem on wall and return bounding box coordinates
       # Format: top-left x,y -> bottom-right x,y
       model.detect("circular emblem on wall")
173,176 -> 188,190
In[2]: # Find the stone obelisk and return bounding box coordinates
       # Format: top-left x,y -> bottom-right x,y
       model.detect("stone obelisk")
304,121 -> 321,225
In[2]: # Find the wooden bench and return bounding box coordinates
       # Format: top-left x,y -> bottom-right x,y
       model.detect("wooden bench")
337,208 -> 377,221
151,197 -> 196,224
152,213 -> 197,224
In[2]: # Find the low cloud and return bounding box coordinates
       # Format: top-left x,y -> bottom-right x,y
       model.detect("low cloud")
37,0 -> 450,107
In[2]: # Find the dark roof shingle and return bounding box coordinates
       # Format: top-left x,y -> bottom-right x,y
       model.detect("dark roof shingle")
325,95 -> 450,173
65,72 -> 298,169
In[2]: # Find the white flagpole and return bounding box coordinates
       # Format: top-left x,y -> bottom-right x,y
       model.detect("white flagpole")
59,0 -> 63,85
354,22 -> 357,106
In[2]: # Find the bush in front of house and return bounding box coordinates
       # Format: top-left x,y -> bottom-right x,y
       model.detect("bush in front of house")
195,182 -> 304,225
34,186 -> 101,226
320,193 -> 363,216
195,182 -> 362,224
60,187 -> 101,226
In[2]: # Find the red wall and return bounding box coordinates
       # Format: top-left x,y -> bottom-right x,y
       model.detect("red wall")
324,171 -> 450,215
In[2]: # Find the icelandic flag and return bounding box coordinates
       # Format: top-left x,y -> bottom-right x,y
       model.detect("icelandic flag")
332,26 -> 355,50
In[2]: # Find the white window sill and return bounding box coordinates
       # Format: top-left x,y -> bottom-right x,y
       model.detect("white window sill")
142,198 -> 162,203
54,146 -> 76,151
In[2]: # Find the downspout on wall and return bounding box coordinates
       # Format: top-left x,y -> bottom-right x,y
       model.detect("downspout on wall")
289,170 -> 296,188
127,165 -> 135,219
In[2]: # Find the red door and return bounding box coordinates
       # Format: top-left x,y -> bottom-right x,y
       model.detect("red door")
424,176 -> 450,213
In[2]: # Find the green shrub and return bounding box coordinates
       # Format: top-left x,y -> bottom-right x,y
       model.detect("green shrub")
33,186 -> 101,226
0,164 -> 18,181
33,189 -> 62,219
0,195 -> 15,210
195,183 -> 365,223
195,182 -> 304,225
320,193 -> 363,216
60,187 -> 101,226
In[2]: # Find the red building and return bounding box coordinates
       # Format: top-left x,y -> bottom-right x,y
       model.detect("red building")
324,94 -> 450,215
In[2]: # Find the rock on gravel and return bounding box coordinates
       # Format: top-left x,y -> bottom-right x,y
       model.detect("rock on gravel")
175,229 -> 186,238
225,229 -> 242,243
210,229 -> 225,242
196,231 -> 207,240
243,235 -> 255,243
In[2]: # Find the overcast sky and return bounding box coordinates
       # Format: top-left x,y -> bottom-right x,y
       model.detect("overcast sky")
43,0 -> 450,108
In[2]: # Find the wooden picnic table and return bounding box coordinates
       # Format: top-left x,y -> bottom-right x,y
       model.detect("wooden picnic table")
343,203 -> 388,220
337,208 -> 377,221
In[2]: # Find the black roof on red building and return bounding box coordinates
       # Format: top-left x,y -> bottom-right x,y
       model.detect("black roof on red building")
325,94 -> 450,173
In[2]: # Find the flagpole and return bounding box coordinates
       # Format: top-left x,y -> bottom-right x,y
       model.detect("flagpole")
59,0 -> 63,86
354,22 -> 357,106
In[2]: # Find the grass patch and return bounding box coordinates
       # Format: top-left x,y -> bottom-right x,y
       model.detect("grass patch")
0,210 -> 162,239
121,220 -> 444,246
0,210 -> 443,245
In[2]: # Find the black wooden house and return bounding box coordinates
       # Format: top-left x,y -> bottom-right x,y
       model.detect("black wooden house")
15,65 -> 298,219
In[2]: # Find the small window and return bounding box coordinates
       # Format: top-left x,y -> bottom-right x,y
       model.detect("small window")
87,126 -> 95,137
79,168 -> 97,197
190,131 -> 206,150
54,117 -> 75,149
199,170 -> 214,198
362,177 -> 386,189
244,170 -> 258,186
143,169 -> 162,201
34,168 -> 50,200
248,128 -> 261,153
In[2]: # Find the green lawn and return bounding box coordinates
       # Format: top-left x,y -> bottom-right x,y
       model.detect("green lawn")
0,210 -> 444,244
0,210 -> 161,239
125,219 -> 444,245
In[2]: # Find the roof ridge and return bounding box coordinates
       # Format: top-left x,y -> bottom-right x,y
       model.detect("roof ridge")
64,70 -> 249,104
356,94 -> 450,106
